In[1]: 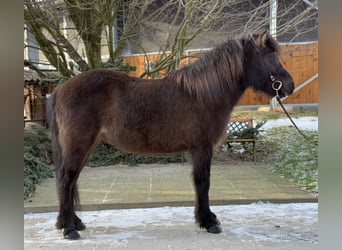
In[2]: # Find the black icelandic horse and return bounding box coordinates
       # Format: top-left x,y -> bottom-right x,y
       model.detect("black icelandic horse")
46,31 -> 294,239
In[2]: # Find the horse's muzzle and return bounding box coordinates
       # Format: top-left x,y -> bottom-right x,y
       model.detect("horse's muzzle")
284,81 -> 295,97
276,80 -> 295,98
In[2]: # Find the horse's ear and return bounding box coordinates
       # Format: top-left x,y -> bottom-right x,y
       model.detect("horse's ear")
260,30 -> 270,46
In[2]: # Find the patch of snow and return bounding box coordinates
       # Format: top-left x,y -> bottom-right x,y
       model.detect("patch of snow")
25,203 -> 318,243
261,116 -> 318,131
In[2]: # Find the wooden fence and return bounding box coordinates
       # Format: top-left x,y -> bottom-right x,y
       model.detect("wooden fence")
123,42 -> 318,105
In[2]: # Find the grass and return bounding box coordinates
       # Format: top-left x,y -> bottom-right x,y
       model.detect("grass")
261,127 -> 318,195
230,109 -> 318,122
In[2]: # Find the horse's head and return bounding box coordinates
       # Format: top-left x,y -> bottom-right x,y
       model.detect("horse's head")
242,31 -> 295,98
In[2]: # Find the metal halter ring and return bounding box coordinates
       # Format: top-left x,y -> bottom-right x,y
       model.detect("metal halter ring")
272,80 -> 283,91
270,75 -> 283,97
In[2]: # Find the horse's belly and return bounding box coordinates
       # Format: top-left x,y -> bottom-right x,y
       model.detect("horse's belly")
101,127 -> 187,155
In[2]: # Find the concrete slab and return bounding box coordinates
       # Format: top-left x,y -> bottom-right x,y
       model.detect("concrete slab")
24,163 -> 316,213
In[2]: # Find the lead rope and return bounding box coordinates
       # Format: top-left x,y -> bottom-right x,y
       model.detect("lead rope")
270,75 -> 311,142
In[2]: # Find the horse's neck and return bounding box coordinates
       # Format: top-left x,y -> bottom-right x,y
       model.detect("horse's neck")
230,82 -> 247,106
213,76 -> 246,109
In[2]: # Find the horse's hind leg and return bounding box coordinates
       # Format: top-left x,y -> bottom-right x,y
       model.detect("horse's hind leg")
55,130 -> 99,239
73,212 -> 86,231
190,145 -> 222,234
56,176 -> 86,233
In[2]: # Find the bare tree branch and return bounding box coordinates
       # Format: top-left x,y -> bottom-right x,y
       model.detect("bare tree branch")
24,0 -> 317,79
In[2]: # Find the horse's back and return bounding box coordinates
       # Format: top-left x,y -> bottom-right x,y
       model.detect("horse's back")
54,69 -> 131,120
56,69 -> 129,101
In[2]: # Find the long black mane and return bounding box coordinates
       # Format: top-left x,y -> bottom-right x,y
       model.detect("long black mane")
168,33 -> 281,103
168,38 -> 244,103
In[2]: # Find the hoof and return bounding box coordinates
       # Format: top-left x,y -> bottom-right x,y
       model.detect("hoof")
207,224 -> 222,234
76,221 -> 86,231
63,229 -> 80,240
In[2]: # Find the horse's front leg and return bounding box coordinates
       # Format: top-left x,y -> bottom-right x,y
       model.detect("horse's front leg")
190,145 -> 222,234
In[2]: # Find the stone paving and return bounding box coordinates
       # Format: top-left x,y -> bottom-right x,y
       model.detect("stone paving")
24,163 -> 318,249
24,163 -> 316,212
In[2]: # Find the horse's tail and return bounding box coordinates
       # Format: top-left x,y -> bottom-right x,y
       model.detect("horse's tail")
46,90 -> 62,172
46,89 -> 81,207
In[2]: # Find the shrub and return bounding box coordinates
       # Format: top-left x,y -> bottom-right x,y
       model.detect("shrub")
24,129 -> 54,199
87,143 -> 184,167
